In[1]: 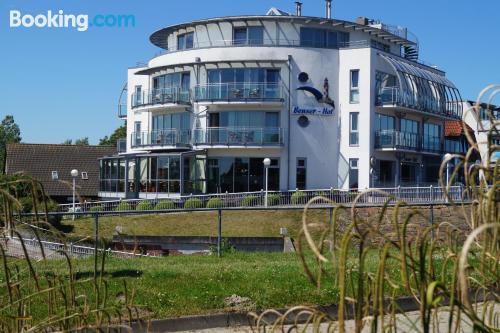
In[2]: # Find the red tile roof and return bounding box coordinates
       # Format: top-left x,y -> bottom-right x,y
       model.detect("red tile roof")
444,121 -> 474,137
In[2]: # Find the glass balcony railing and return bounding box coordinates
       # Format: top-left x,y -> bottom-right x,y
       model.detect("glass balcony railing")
131,87 -> 191,108
193,127 -> 284,146
194,83 -> 283,102
375,130 -> 444,154
131,129 -> 191,148
376,87 -> 461,119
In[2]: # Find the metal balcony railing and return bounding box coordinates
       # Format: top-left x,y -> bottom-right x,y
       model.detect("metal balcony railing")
193,127 -> 284,146
131,129 -> 191,148
376,87 -> 461,119
375,130 -> 444,154
194,83 -> 284,102
131,87 -> 190,108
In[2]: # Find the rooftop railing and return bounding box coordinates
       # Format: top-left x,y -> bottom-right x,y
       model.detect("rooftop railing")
131,129 -> 191,148
131,87 -> 191,108
193,127 -> 284,146
376,87 -> 461,119
194,83 -> 284,103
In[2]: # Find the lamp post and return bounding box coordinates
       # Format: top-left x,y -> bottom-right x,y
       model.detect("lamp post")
263,158 -> 271,207
71,169 -> 78,220
443,153 -> 452,186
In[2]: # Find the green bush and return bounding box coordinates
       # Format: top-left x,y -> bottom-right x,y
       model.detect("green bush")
291,191 -> 306,204
155,200 -> 175,210
136,200 -> 153,211
241,195 -> 261,207
206,197 -> 223,209
115,201 -> 131,211
184,198 -> 203,209
18,197 -> 33,214
266,193 -> 281,206
89,205 -> 104,212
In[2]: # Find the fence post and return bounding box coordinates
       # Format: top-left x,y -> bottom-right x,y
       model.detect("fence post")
429,204 -> 434,239
93,213 -> 99,279
430,185 -> 433,203
217,209 -> 222,258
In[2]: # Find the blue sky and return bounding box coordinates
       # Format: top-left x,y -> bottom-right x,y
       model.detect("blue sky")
0,0 -> 498,144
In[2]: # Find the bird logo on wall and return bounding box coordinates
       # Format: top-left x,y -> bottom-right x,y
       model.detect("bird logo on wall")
296,78 -> 336,109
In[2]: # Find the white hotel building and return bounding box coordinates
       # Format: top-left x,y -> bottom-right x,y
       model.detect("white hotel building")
99,2 -> 465,199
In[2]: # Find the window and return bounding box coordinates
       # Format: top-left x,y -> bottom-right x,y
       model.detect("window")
350,70 -> 360,103
296,158 -> 307,190
134,85 -> 142,106
300,28 -> 349,48
51,171 -> 58,180
233,26 -> 264,45
349,159 -> 359,189
349,112 -> 359,145
177,32 -> 194,50
152,72 -> 190,103
375,113 -> 395,131
134,121 -> 142,146
423,123 -> 442,152
81,172 -> 88,180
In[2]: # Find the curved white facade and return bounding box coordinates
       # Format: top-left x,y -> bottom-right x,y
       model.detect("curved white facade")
100,11 -> 464,199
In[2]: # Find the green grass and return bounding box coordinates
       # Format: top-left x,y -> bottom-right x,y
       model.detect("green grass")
26,252 -> 339,319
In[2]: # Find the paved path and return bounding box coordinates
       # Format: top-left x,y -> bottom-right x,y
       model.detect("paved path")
169,304 -> 499,333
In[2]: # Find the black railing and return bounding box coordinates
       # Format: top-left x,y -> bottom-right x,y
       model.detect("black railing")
375,130 -> 445,154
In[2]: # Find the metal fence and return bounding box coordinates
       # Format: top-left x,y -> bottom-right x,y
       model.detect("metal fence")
56,186 -> 467,214
3,236 -> 155,259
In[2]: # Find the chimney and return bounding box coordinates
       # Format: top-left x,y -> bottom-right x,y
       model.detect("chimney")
325,0 -> 332,19
295,1 -> 302,16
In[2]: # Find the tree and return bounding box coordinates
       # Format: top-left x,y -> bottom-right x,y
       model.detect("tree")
74,137 -> 89,145
99,122 -> 126,146
62,138 -> 89,145
0,115 -> 21,174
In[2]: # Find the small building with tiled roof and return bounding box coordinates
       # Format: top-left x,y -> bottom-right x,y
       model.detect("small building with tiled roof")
5,143 -> 115,203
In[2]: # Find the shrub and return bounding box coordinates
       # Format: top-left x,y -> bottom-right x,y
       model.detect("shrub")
206,197 -> 223,209
115,201 -> 131,211
291,191 -> 306,204
89,205 -> 104,212
266,193 -> 281,206
155,200 -> 176,210
45,200 -> 63,226
136,200 -> 153,211
18,197 -> 33,214
184,198 -> 203,209
241,195 -> 261,207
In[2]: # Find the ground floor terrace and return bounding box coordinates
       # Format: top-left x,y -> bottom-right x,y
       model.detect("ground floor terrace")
98,149 -> 465,199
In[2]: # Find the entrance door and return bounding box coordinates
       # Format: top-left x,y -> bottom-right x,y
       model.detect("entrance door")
401,163 -> 418,186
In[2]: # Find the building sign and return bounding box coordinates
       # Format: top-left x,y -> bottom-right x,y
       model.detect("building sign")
292,106 -> 334,116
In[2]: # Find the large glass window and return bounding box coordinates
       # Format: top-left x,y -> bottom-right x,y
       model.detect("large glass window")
300,28 -> 349,48
177,32 -> 194,50
152,72 -> 190,103
233,26 -> 264,45
152,113 -> 191,145
375,114 -> 395,131
131,156 -> 181,194
423,123 -> 442,152
400,118 -> 419,149
349,112 -> 359,145
99,158 -> 126,193
207,157 -> 279,193
375,71 -> 397,105
350,70 -> 360,103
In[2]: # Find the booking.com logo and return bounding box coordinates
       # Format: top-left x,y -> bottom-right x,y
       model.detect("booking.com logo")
9,10 -> 135,31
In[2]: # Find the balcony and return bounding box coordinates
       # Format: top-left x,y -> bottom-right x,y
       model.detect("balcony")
131,129 -> 191,148
194,83 -> 284,104
376,87 -> 461,119
131,88 -> 190,109
193,127 -> 284,147
375,130 -> 443,154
